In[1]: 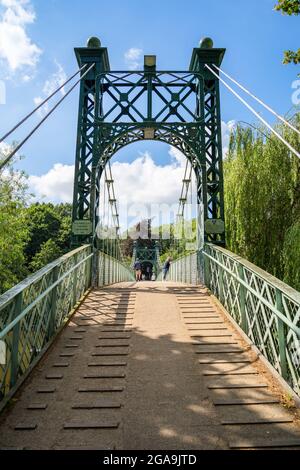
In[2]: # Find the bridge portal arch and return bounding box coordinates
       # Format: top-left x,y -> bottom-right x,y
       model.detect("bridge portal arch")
71,37 -> 226,249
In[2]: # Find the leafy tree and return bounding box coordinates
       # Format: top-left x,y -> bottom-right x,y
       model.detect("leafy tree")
24,203 -> 61,263
119,235 -> 134,258
0,151 -> 29,293
282,220 -> 300,289
275,0 -> 300,16
224,114 -> 300,288
52,203 -> 72,251
0,149 -> 72,292
22,202 -> 72,271
29,239 -> 62,272
275,0 -> 300,65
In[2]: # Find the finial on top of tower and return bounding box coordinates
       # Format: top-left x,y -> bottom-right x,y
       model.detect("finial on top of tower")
199,37 -> 214,49
87,37 -> 101,48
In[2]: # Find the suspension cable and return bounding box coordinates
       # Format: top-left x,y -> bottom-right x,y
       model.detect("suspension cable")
0,62 -> 95,172
105,161 -> 123,261
103,168 -> 107,253
177,159 -> 193,218
236,121 -> 272,140
175,159 -> 193,253
205,64 -> 300,161
177,159 -> 188,219
0,64 -> 88,144
211,64 -> 300,137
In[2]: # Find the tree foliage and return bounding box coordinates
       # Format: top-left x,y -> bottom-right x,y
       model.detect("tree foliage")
23,202 -> 72,265
224,114 -> 300,289
0,151 -> 29,293
275,0 -> 300,65
275,0 -> 300,15
0,150 -> 72,295
29,239 -> 62,272
282,220 -> 300,287
282,49 -> 300,65
24,203 -> 61,262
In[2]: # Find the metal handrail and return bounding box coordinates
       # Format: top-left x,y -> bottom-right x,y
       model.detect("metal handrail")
98,251 -> 135,286
203,250 -> 300,336
205,243 -> 300,305
158,251 -> 198,285
0,253 -> 93,339
0,245 -> 93,404
203,243 -> 300,396
0,245 -> 91,311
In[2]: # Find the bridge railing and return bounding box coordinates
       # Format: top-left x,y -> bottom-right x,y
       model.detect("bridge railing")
203,243 -> 300,396
98,251 -> 135,286
158,252 -> 199,285
0,245 -> 92,405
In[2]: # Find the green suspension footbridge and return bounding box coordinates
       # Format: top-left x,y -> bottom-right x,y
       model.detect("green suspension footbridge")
0,37 -> 300,450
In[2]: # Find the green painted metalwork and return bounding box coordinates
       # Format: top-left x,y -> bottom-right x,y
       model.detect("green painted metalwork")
131,241 -> 162,275
156,244 -> 300,395
157,252 -> 199,285
71,38 -> 226,248
203,243 -> 300,397
0,245 -> 92,404
71,45 -> 110,246
0,242 -> 134,405
98,252 -> 135,286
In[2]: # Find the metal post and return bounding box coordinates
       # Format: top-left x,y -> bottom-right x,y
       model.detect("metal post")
48,265 -> 60,340
10,292 -> 22,387
218,265 -> 224,304
102,252 -> 105,287
276,288 -> 288,380
238,264 -> 248,334
103,254 -> 106,286
107,255 -> 109,285
71,38 -> 110,246
86,248 -> 92,289
190,39 -> 226,247
203,251 -> 210,288
92,248 -> 99,288
110,255 -> 112,285
72,253 -> 78,305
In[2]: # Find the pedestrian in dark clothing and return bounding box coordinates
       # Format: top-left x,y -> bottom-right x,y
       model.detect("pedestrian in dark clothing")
163,257 -> 171,281
134,259 -> 142,281
146,265 -> 152,281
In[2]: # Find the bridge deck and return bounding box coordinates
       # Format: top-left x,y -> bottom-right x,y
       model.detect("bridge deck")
1,282 -> 300,450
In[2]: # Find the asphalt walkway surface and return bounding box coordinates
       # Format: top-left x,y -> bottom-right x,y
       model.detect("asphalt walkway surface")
1,282 -> 300,450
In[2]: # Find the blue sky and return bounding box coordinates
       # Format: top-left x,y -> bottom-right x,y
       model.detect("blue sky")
0,0 -> 299,207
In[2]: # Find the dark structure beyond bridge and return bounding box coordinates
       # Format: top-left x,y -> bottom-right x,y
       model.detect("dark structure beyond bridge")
131,241 -> 161,278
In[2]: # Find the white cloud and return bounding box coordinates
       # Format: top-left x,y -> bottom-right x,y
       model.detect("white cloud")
0,140 -> 20,166
169,146 -> 186,168
106,149 -> 188,231
28,128 -> 236,226
22,73 -> 31,82
28,147 -> 187,206
0,140 -> 12,154
29,163 -> 74,203
111,150 -> 186,208
124,47 -> 143,70
0,141 -> 28,196
27,125 -> 238,206
222,120 -> 236,157
0,0 -> 41,74
34,62 -> 67,116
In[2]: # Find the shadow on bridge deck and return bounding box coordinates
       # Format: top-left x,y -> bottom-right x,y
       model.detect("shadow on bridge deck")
0,282 -> 300,450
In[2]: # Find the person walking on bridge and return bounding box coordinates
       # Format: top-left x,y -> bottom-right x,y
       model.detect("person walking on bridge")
163,257 -> 171,281
134,259 -> 142,282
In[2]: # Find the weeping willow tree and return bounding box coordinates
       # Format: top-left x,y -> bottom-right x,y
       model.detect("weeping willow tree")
224,114 -> 300,289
